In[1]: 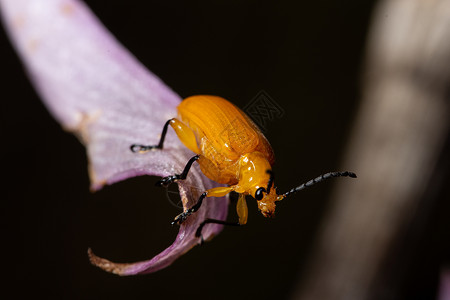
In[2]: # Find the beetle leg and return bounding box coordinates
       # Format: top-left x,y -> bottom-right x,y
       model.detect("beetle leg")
171,186 -> 233,225
130,118 -> 200,154
195,193 -> 247,243
130,119 -> 173,152
156,155 -> 200,187
195,219 -> 241,244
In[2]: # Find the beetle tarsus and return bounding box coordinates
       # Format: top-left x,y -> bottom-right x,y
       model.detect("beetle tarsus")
156,175 -> 179,187
130,144 -> 161,153
130,119 -> 173,153
172,214 -> 184,225
170,191 -> 207,225
171,212 -> 189,225
156,155 -> 200,187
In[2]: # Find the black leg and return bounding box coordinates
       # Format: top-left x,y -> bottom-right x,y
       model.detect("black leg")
130,119 -> 173,152
171,191 -> 208,225
156,155 -> 200,187
195,218 -> 241,243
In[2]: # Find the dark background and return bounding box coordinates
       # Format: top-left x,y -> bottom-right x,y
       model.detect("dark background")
4,0 -> 444,299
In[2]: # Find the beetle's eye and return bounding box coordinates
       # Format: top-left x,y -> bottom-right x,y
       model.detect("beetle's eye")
255,187 -> 265,200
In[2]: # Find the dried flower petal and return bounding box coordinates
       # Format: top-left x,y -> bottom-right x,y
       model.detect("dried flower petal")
1,0 -> 228,274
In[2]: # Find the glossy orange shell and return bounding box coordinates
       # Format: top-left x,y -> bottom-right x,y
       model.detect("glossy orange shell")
177,95 -> 274,185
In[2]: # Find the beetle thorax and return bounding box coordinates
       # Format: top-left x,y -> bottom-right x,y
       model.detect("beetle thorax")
236,152 -> 278,217
237,152 -> 271,190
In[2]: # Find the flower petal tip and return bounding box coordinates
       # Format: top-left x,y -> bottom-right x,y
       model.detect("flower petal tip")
88,248 -> 131,276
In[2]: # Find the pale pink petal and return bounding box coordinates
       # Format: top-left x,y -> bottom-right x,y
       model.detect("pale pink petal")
0,0 -> 228,274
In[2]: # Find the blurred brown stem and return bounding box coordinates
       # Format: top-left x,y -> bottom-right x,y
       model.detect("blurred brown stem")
293,0 -> 450,299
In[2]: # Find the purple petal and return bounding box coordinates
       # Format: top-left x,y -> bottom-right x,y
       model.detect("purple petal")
1,0 -> 228,274
439,269 -> 450,300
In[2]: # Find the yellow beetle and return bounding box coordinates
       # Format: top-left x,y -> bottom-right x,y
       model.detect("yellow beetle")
131,95 -> 356,238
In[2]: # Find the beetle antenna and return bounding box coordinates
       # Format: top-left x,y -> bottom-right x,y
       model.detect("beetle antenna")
279,171 -> 356,199
266,170 -> 274,193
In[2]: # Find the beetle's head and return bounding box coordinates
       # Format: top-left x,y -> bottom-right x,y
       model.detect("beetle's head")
252,170 -> 282,218
254,186 -> 278,218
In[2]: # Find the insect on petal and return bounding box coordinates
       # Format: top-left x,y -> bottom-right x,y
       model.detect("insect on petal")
0,0 -> 228,274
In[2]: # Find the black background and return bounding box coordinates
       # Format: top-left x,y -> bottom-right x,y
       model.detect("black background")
4,1 -> 445,299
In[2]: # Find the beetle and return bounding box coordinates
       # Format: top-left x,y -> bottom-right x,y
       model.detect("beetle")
131,95 -> 356,239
